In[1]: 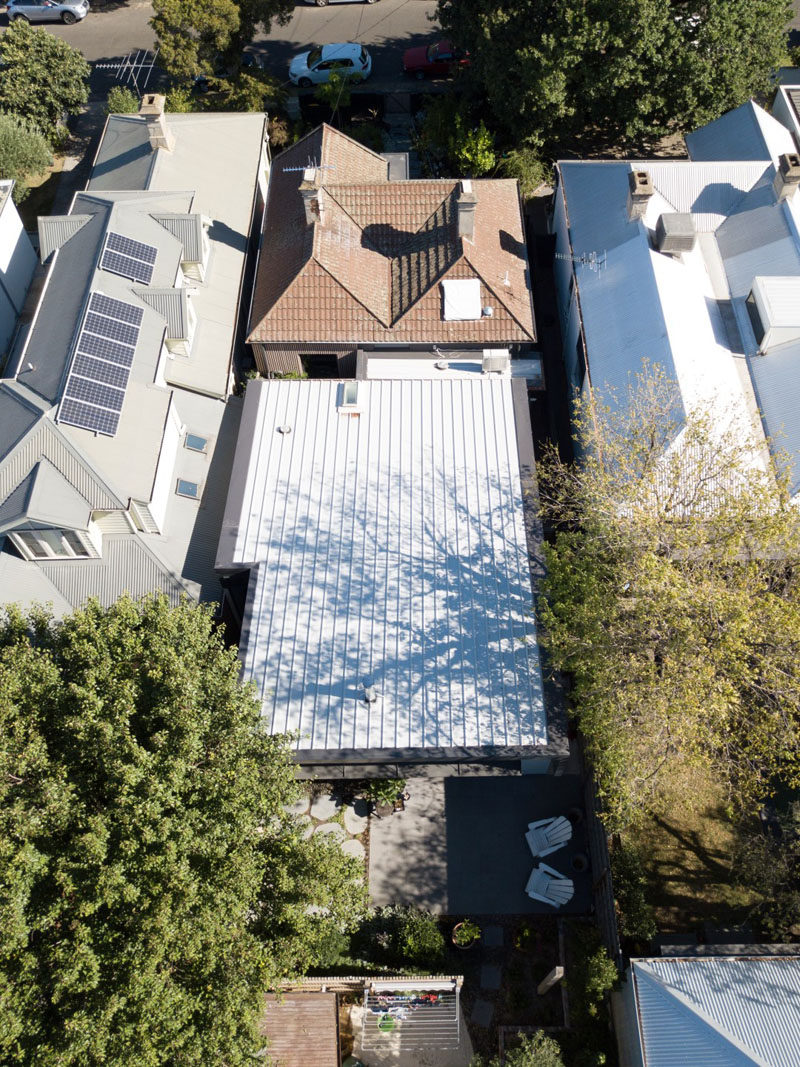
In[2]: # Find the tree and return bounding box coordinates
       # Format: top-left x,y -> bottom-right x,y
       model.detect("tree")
0,20 -> 89,143
0,113 -> 52,203
151,0 -> 294,80
537,367 -> 800,828
471,1030 -> 565,1067
0,595 -> 366,1066
436,0 -> 791,152
736,802 -> 800,940
106,86 -> 140,114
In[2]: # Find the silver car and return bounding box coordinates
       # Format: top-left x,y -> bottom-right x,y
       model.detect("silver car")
6,0 -> 89,24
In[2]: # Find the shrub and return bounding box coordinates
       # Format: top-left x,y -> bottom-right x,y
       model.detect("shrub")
362,779 -> 406,808
610,841 -> 657,942
165,86 -> 194,113
105,86 -> 139,114
471,1030 -> 565,1067
344,121 -> 384,153
0,112 -> 52,203
352,906 -> 446,970
452,919 -> 481,946
499,147 -> 552,200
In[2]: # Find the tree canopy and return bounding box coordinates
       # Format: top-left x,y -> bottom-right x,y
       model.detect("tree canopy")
0,20 -> 90,143
151,0 -> 294,80
537,369 -> 800,829
0,113 -> 52,203
436,0 -> 791,151
0,595 -> 366,1065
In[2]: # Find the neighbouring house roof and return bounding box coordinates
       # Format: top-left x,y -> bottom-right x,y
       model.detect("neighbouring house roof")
685,100 -> 795,166
259,994 -> 339,1067
629,956 -> 800,1067
557,149 -> 800,488
217,377 -> 547,756
248,124 -> 535,346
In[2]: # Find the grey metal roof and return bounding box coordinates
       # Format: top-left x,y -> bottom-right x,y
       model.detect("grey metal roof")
685,100 -> 795,164
88,115 -> 156,192
132,287 -> 188,339
747,342 -> 800,494
222,378 -> 546,754
631,957 -> 800,1067
0,459 -> 92,535
150,213 -> 204,262
38,535 -> 191,609
37,215 -> 92,262
0,383 -> 43,458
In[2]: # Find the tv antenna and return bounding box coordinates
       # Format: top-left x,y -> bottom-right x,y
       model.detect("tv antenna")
554,249 -> 607,273
94,49 -> 159,96
282,157 -> 337,174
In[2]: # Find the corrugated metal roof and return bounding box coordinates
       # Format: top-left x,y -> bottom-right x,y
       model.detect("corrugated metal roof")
685,100 -> 795,165
38,535 -> 190,609
645,161 -> 770,232
632,957 -> 800,1067
37,215 -> 92,262
0,459 -> 92,535
748,340 -> 800,494
150,213 -> 204,263
132,287 -> 188,339
229,378 -> 546,753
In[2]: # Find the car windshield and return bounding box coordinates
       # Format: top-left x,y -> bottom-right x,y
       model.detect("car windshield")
307,47 -> 322,67
426,44 -> 438,61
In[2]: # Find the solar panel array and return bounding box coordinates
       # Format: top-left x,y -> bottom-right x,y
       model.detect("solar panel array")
58,293 -> 143,436
100,231 -> 158,284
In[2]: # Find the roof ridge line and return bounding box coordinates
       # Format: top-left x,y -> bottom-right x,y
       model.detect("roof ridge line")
462,253 -> 535,341
313,255 -> 393,330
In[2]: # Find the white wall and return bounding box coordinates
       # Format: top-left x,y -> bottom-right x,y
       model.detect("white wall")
148,396 -> 182,532
0,184 -> 37,355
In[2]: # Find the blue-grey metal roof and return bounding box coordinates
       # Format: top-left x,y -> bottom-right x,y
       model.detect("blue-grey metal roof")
222,377 -> 547,753
747,342 -> 800,494
37,215 -> 92,262
0,458 -> 91,535
88,115 -> 155,192
132,287 -> 188,340
686,100 -> 795,164
631,957 -> 800,1067
150,213 -> 204,262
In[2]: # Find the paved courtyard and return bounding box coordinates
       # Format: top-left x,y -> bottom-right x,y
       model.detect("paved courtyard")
369,775 -> 591,916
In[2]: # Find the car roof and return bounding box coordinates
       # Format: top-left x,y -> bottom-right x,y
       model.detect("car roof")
319,43 -> 363,60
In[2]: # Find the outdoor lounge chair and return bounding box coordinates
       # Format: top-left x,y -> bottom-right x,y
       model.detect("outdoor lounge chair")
525,863 -> 575,907
525,815 -> 572,859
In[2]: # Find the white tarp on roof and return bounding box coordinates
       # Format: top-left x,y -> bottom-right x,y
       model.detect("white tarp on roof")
441,278 -> 481,320
227,378 -> 546,753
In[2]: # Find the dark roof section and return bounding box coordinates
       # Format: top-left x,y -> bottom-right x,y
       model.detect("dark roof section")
259,993 -> 339,1067
88,115 -> 155,192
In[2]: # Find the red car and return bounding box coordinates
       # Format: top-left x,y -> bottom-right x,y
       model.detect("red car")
402,39 -> 470,79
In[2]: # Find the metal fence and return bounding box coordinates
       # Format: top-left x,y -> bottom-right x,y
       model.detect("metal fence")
583,774 -> 624,973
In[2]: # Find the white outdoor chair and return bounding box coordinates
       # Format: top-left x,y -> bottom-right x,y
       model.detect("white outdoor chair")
525,815 -> 572,859
525,862 -> 575,907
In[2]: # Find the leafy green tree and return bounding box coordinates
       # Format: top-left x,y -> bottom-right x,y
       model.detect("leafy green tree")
0,113 -> 52,203
164,85 -> 195,112
499,147 -> 552,200
436,0 -> 791,151
151,0 -> 293,80
0,595 -> 366,1066
106,86 -> 140,114
471,1030 -> 566,1067
450,116 -> 495,177
736,802 -> 800,940
538,367 -> 800,829
0,20 -> 90,143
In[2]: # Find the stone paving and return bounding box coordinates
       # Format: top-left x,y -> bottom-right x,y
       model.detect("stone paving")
284,791 -> 369,875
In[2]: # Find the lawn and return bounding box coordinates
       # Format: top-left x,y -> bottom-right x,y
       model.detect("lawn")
626,759 -> 759,934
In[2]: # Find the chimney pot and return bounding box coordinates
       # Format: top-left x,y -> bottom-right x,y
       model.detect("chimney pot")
457,179 -> 478,240
299,169 -> 324,226
627,169 -> 653,221
774,153 -> 800,202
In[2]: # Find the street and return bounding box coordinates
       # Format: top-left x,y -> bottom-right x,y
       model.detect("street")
0,0 -> 440,93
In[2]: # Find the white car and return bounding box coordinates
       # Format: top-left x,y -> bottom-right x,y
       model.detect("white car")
289,43 -> 372,87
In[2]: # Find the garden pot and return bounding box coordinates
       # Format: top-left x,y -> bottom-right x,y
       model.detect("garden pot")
451,922 -> 479,949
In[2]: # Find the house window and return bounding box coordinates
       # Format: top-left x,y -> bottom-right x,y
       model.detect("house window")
745,290 -> 766,346
176,478 -> 201,499
10,528 -> 95,560
184,432 -> 208,453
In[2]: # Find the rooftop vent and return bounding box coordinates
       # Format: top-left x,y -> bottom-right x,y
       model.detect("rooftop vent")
482,348 -> 510,374
746,276 -> 800,352
627,170 -> 653,221
362,683 -> 378,704
277,425 -> 292,435
655,212 -> 696,255
481,305 -> 494,318
773,152 -> 800,202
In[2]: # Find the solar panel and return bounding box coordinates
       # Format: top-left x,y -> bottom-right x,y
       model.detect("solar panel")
58,291 -> 143,436
100,232 -> 157,285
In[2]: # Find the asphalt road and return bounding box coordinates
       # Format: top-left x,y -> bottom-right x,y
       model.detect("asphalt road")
0,0 -> 440,91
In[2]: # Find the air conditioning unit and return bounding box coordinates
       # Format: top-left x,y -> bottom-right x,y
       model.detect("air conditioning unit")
655,213 -> 696,254
482,348 -> 510,374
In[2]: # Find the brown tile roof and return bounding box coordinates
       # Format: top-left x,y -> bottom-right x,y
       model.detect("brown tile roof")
248,125 -> 535,345
259,993 -> 339,1067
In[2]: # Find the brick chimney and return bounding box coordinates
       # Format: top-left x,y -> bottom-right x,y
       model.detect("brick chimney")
457,179 -> 478,240
299,167 -> 325,226
773,153 -> 800,202
139,94 -> 175,152
627,169 -> 653,221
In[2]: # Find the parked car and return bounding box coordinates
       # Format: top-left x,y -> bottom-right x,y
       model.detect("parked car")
6,0 -> 89,22
402,39 -> 469,80
289,43 -> 372,88
303,0 -> 378,5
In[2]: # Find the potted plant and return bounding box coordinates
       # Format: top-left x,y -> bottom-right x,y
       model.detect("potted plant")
362,778 -> 407,817
451,919 -> 481,948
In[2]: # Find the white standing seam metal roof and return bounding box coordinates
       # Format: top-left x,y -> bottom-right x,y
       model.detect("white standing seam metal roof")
631,957 -> 800,1067
227,378 -> 546,753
